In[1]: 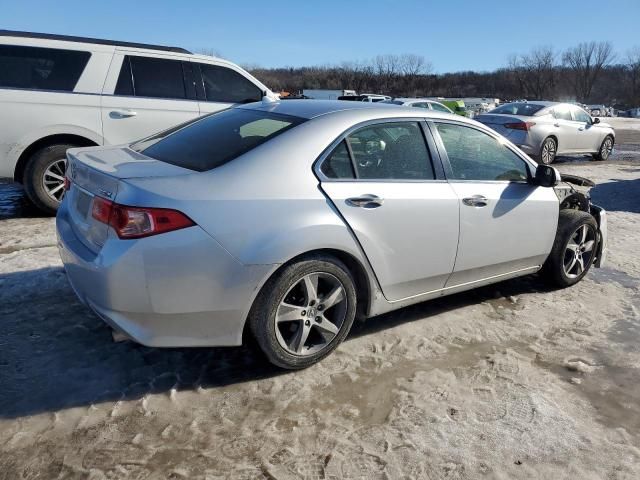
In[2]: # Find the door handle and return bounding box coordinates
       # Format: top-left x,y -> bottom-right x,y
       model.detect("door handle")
462,195 -> 488,207
110,109 -> 137,118
346,194 -> 384,208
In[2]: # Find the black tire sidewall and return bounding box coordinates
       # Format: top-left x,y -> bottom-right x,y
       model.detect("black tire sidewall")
593,136 -> 613,161
542,210 -> 598,287
539,138 -> 556,165
249,255 -> 357,369
23,144 -> 74,214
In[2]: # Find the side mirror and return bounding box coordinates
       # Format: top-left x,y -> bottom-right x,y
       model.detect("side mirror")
535,164 -> 561,187
593,117 -> 600,124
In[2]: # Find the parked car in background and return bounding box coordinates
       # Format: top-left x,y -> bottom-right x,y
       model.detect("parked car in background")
381,98 -> 454,113
476,102 -> 615,164
439,100 -> 469,117
337,94 -> 391,103
0,30 -> 274,212
587,104 -> 607,117
57,100 -> 607,369
303,89 -> 356,100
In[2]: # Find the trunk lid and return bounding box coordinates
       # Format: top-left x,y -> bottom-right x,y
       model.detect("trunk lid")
64,146 -> 193,253
475,114 -> 529,136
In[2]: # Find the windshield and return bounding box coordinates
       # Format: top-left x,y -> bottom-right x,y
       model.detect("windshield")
490,103 -> 545,116
133,109 -> 305,172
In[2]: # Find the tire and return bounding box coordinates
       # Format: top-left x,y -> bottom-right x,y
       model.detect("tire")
248,254 -> 357,369
541,210 -> 598,288
537,137 -> 557,165
23,143 -> 75,214
592,135 -> 614,161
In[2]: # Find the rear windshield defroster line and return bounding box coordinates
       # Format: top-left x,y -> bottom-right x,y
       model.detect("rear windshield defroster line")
133,108 -> 306,172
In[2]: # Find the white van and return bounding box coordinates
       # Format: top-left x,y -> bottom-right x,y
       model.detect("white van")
0,30 -> 274,212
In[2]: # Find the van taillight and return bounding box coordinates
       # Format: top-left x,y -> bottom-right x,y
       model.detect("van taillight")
504,121 -> 536,131
91,197 -> 195,239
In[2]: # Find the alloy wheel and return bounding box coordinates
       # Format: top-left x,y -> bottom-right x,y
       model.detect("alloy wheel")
563,224 -> 596,279
600,137 -> 613,160
42,158 -> 67,202
274,272 -> 348,356
541,139 -> 556,164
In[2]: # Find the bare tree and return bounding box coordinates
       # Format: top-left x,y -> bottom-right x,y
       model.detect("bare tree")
562,41 -> 615,102
626,47 -> 640,106
508,46 -> 557,99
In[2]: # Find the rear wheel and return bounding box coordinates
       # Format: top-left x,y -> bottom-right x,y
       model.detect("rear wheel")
249,254 -> 357,369
593,135 -> 614,161
23,144 -> 75,214
541,210 -> 598,288
538,137 -> 557,165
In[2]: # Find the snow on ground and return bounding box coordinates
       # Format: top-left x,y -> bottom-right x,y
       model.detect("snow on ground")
1,135 -> 640,479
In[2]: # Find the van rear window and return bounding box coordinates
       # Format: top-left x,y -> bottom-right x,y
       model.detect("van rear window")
0,45 -> 90,91
134,108 -> 305,172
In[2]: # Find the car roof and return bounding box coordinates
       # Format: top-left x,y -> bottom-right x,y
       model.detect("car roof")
394,98 -> 434,103
238,99 -> 467,122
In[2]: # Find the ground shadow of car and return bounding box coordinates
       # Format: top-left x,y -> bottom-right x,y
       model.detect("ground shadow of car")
591,177 -> 640,214
0,265 -> 553,419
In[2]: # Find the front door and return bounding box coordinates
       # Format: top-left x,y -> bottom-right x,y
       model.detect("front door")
431,121 -> 559,287
571,106 -> 604,152
318,121 -> 460,301
101,53 -> 200,146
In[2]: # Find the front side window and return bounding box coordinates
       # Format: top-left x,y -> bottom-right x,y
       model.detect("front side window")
344,122 -> 434,180
412,103 -> 430,109
198,64 -> 262,103
435,123 -> 529,182
571,106 -> 591,123
135,109 -> 304,171
125,56 -> 187,99
431,103 -> 451,113
0,45 -> 90,91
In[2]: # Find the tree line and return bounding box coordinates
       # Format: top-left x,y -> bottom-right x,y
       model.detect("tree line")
245,42 -> 640,108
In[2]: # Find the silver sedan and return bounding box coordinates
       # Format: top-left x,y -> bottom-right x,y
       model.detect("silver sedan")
476,101 -> 615,164
57,100 -> 607,369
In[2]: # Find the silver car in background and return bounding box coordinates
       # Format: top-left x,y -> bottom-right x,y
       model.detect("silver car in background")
476,102 -> 615,164
56,100 -> 607,369
381,98 -> 454,114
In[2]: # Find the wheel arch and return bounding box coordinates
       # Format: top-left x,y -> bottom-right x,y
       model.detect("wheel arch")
241,247 -> 373,343
14,133 -> 99,183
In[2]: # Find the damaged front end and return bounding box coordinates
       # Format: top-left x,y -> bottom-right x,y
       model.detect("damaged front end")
554,174 -> 607,267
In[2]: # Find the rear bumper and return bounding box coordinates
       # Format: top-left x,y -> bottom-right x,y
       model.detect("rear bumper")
56,200 -> 272,347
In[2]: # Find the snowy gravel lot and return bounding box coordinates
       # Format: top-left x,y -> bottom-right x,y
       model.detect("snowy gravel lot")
1,120 -> 639,479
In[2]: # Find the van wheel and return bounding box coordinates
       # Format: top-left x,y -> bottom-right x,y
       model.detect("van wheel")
23,144 -> 75,214
541,210 -> 598,288
593,136 -> 614,161
538,137 -> 557,165
249,254 -> 357,369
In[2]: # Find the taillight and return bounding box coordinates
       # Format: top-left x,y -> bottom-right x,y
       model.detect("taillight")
504,121 -> 536,131
91,198 -> 195,239
63,176 -> 71,191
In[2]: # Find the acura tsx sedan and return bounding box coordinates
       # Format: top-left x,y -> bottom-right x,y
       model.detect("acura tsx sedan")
57,100 -> 607,369
476,102 -> 615,164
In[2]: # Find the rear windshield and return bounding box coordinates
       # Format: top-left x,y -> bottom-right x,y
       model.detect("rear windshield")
490,103 -> 545,116
133,109 -> 305,172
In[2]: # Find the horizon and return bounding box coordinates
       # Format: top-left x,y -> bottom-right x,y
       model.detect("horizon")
2,0 -> 639,73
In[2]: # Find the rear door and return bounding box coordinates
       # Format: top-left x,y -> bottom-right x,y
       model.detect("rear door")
318,120 -> 460,301
101,52 -> 200,145
570,106 -> 603,152
193,61 -> 264,116
431,121 -> 558,286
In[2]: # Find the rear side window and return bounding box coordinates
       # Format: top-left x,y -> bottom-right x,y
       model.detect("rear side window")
320,141 -> 355,179
198,64 -> 262,103
0,45 -> 90,91
135,109 -> 305,172
121,55 -> 187,99
431,103 -> 451,113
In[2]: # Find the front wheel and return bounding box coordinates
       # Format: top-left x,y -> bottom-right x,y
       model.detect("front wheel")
541,210 -> 598,288
249,255 -> 357,369
538,137 -> 557,165
593,136 -> 614,161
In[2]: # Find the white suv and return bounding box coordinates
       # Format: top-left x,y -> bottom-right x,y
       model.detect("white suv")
0,30 -> 274,212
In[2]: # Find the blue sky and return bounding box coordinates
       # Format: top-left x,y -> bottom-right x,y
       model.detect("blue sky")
2,0 -> 638,72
